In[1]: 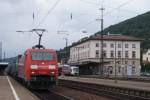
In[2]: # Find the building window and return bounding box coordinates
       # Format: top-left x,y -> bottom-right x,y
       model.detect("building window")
110,43 -> 114,48
132,61 -> 135,65
125,51 -> 128,58
132,51 -> 136,58
132,44 -> 136,48
125,66 -> 127,74
110,51 -> 114,58
85,52 -> 87,58
103,50 -> 107,58
95,50 -> 99,58
118,44 -> 121,48
118,51 -> 121,58
82,47 -> 84,50
88,51 -> 90,58
109,66 -> 113,74
117,61 -> 121,64
73,55 -> 75,60
125,44 -> 128,48
118,66 -> 121,73
103,43 -> 107,48
96,43 -> 99,47
125,61 -> 128,64
132,66 -> 135,74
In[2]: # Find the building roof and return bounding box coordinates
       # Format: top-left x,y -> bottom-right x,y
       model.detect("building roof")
91,34 -> 142,41
71,34 -> 142,47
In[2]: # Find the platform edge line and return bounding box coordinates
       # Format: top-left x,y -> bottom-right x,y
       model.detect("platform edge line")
7,76 -> 20,100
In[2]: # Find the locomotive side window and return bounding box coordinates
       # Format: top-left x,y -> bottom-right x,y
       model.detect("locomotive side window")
31,52 -> 53,60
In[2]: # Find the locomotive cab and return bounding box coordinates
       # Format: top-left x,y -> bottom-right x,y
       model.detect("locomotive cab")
18,47 -> 58,89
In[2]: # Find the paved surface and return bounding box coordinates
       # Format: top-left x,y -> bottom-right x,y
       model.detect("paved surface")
0,76 -> 14,100
59,76 -> 150,91
0,76 -> 40,100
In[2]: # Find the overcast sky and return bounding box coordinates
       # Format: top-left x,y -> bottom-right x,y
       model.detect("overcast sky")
0,0 -> 150,58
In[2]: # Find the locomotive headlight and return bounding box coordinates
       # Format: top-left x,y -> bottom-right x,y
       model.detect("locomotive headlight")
49,65 -> 55,69
30,65 -> 38,69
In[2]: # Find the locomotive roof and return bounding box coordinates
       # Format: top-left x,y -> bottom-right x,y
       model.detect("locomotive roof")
0,62 -> 9,65
26,48 -> 56,52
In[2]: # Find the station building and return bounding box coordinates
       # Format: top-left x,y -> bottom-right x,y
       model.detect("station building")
143,49 -> 150,64
0,42 -> 2,61
68,34 -> 142,76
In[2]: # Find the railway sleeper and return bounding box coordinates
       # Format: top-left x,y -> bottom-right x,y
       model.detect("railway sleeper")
59,79 -> 150,100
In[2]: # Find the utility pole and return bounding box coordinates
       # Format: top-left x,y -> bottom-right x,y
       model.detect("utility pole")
114,42 -> 117,83
101,7 -> 104,76
99,4 -> 105,76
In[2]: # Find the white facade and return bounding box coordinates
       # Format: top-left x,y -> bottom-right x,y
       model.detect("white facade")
69,35 -> 141,76
143,49 -> 150,62
0,42 -> 2,61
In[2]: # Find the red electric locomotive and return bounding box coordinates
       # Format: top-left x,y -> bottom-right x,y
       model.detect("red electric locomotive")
7,29 -> 59,89
17,47 -> 58,89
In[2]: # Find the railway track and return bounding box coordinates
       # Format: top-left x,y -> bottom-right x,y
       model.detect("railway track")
59,79 -> 150,100
80,75 -> 150,83
32,89 -> 73,100
8,76 -> 72,100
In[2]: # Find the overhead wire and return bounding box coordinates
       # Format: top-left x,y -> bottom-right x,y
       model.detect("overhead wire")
56,0 -> 136,33
35,0 -> 61,28
79,0 -> 99,5
104,0 -> 135,16
56,0 -> 98,32
34,0 -> 136,34
80,0 -> 138,14
30,0 -> 52,29
78,0 -> 135,30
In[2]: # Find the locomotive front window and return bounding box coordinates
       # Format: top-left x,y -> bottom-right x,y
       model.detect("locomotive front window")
31,52 -> 53,60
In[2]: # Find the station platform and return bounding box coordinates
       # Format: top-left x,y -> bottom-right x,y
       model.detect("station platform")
0,76 -> 40,100
59,76 -> 150,91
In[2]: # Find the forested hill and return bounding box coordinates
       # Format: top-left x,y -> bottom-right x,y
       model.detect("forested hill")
57,11 -> 150,59
96,11 -> 150,49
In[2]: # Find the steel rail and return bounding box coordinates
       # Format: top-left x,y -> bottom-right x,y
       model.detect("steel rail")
59,79 -> 150,100
32,89 -> 73,100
